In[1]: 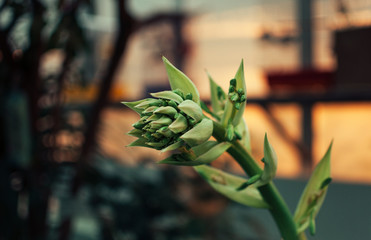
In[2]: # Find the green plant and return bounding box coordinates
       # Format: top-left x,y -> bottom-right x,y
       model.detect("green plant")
123,57 -> 332,240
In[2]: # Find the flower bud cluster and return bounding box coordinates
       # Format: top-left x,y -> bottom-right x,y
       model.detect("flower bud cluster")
128,90 -> 212,151
228,78 -> 246,110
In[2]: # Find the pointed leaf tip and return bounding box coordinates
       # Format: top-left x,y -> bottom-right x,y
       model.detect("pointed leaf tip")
122,99 -> 149,114
162,56 -> 200,104
294,141 -> 333,234
251,133 -> 277,187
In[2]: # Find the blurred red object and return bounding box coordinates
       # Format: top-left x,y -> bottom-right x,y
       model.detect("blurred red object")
266,69 -> 334,92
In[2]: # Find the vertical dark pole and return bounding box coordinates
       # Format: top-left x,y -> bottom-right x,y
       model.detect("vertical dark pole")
298,0 -> 313,69
302,102 -> 313,169
173,0 -> 184,69
298,0 -> 314,170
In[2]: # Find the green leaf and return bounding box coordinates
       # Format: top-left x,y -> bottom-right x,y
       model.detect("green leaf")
208,72 -> 225,115
200,101 -> 220,120
194,165 -> 269,208
294,141 -> 333,234
220,97 -> 235,127
193,141 -> 231,164
159,141 -> 230,166
158,152 -> 199,166
241,134 -> 277,188
191,141 -> 217,156
256,134 -> 278,187
180,118 -> 213,147
162,56 -> 200,104
236,174 -> 261,191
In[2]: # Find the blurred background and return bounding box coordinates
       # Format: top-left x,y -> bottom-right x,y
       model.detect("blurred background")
1,0 -> 371,239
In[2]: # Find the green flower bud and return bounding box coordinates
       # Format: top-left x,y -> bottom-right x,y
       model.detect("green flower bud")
180,118 -> 213,147
127,129 -> 143,138
154,106 -> 178,118
185,93 -> 193,100
147,139 -> 169,148
230,78 -> 237,87
133,121 -> 146,129
135,99 -> 161,109
142,106 -> 158,114
240,94 -> 246,102
188,117 -> 196,126
177,100 -> 203,122
172,89 -> 185,99
226,124 -> 235,141
151,91 -> 184,104
146,114 -> 161,122
169,114 -> 188,133
229,85 -> 235,93
235,102 -> 241,110
167,100 -> 178,108
161,140 -> 184,152
156,126 -> 173,138
229,92 -> 239,102
151,133 -> 163,139
150,116 -> 172,129
124,89 -> 212,151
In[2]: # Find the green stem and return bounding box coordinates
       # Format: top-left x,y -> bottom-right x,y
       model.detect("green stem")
298,232 -> 308,240
212,121 -> 300,240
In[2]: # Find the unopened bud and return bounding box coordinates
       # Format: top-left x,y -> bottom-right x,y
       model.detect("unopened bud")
151,91 -> 184,104
185,93 -> 193,100
169,114 -> 188,133
226,124 -> 234,141
229,92 -> 239,102
230,78 -> 237,87
178,100 -> 203,122
180,118 -> 213,147
235,102 -> 241,110
154,106 -> 178,118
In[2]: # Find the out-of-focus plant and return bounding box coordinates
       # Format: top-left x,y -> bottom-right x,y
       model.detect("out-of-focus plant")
123,57 -> 332,240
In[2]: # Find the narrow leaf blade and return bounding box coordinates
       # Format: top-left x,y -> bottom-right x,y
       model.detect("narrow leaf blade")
294,141 -> 333,233
259,134 -> 278,184
162,56 -> 200,104
208,72 -> 225,115
194,165 -> 269,208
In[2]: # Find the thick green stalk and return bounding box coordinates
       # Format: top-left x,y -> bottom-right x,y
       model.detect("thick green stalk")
212,121 -> 300,240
